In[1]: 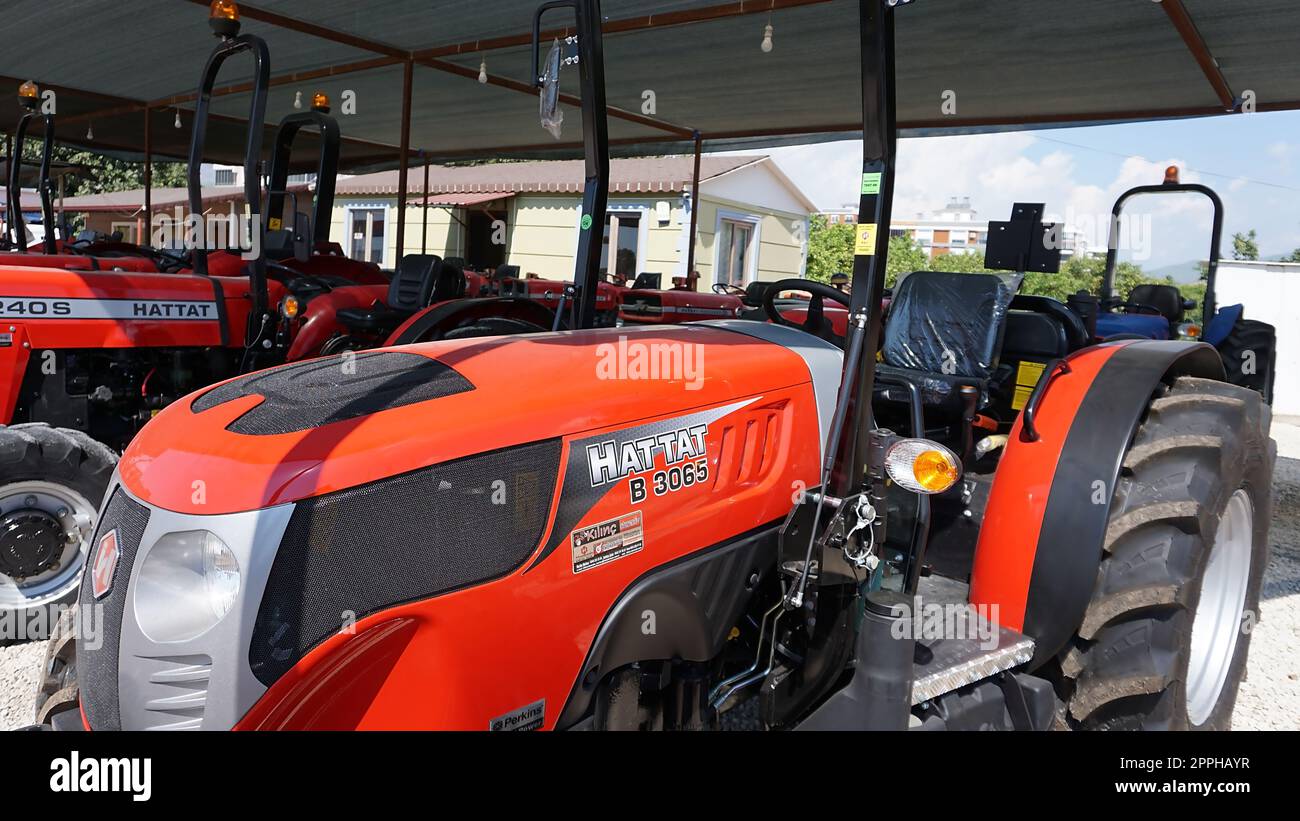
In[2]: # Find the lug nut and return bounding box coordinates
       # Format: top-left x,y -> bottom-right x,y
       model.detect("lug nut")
24,495 -> 37,507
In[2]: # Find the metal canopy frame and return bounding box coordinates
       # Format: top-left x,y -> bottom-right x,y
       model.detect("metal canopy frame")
7,0 -> 1290,269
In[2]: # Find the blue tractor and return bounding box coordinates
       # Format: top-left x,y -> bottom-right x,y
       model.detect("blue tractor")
1090,167 -> 1276,404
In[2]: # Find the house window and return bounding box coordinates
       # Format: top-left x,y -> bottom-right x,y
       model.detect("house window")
214,168 -> 236,186
716,218 -> 755,287
599,212 -> 641,279
348,207 -> 386,264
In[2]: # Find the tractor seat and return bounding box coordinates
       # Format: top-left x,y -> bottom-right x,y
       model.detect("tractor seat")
874,271 -> 1016,441
337,254 -> 464,334
1126,283 -> 1184,323
742,280 -> 770,307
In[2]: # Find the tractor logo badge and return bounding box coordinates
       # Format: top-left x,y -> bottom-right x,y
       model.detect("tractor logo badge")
90,530 -> 120,600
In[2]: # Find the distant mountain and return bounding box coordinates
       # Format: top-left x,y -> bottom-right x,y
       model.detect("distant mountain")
1146,259 -> 1204,284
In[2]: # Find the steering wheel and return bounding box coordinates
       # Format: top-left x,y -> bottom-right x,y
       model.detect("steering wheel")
762,278 -> 851,335
1114,301 -> 1164,316
713,282 -> 746,296
266,260 -> 334,293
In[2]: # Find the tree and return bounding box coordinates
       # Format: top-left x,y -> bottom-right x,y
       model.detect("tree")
1231,229 -> 1260,261
805,215 -> 854,283
1285,248 -> 1300,263
884,234 -> 928,285
20,141 -> 187,198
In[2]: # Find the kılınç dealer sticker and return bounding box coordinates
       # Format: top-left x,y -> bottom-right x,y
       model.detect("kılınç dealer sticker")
571,511 -> 644,574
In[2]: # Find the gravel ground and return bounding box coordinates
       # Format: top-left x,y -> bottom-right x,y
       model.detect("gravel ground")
2,421 -> 1297,731
1231,416 -> 1300,730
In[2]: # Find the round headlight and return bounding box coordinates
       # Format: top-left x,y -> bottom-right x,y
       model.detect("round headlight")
133,530 -> 240,643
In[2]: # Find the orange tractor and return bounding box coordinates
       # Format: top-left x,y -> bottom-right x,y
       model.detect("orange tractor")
40,0 -> 1272,732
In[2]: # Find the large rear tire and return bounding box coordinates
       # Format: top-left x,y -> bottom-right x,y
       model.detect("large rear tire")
1058,377 -> 1272,730
1219,319 -> 1275,405
0,424 -> 115,645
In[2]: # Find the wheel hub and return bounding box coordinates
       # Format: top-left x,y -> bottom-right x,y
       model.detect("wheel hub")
1186,488 -> 1254,726
0,508 -> 67,579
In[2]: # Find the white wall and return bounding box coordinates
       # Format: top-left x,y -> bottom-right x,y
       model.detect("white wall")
1215,261 -> 1300,415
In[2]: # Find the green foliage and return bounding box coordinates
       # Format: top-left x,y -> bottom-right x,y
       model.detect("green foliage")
1231,229 -> 1259,261
805,214 -> 854,283
884,234 -> 928,286
806,220 -> 1207,318
1285,248 -> 1300,263
20,141 -> 186,198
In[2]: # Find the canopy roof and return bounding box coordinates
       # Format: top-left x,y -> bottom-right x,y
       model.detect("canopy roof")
1,0 -> 1296,172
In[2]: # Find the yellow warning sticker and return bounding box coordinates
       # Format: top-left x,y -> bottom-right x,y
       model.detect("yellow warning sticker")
268,217 -> 283,231
1011,360 -> 1047,411
854,223 -> 878,256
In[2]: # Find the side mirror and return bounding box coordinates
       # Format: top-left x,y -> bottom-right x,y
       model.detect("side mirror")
1182,298 -> 1197,311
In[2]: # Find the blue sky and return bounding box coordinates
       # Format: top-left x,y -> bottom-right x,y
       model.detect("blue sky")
730,110 -> 1300,272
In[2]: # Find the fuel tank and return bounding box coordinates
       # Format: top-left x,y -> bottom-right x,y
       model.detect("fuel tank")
85,321 -> 843,729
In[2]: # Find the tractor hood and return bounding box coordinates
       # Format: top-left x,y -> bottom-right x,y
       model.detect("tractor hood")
118,322 -> 832,515
0,264 -> 249,302
0,265 -> 266,350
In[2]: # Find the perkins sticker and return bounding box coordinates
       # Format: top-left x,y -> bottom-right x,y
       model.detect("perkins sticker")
854,223 -> 878,256
489,699 -> 545,731
571,511 -> 644,574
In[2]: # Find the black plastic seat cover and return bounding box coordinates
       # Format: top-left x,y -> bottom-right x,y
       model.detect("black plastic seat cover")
881,270 -> 1017,380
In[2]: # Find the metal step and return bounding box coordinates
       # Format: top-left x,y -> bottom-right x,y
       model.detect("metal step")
910,575 -> 1035,705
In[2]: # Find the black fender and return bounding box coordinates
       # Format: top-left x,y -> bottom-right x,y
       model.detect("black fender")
555,524 -> 778,728
972,340 -> 1225,667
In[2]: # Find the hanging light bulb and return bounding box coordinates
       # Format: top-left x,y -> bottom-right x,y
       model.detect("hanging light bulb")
478,57 -> 488,84
761,18 -> 774,53
174,108 -> 182,129
293,90 -> 303,109
86,123 -> 94,141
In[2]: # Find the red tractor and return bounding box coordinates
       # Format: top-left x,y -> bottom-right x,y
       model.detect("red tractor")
43,0 -> 1271,732
0,4 -> 402,636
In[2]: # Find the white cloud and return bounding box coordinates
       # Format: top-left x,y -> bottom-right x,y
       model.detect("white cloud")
735,132 -> 1287,266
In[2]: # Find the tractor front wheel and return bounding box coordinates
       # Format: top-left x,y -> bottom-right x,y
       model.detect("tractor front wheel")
0,423 -> 116,645
1059,377 -> 1272,730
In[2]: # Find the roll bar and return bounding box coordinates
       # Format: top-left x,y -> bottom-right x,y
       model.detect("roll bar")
1101,179 -> 1224,320
6,102 -> 57,254
188,21 -> 272,351
531,0 -> 610,331
266,106 -> 340,245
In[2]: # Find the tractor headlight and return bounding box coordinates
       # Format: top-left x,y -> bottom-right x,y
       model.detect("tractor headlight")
1177,322 -> 1202,340
133,530 -> 240,643
884,438 -> 961,495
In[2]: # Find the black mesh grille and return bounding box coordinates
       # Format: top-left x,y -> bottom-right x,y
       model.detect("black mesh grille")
249,439 -> 562,686
191,351 -> 473,435
76,487 -> 150,731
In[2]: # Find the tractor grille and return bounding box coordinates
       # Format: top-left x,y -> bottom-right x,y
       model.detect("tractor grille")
248,439 -> 562,686
77,487 -> 150,731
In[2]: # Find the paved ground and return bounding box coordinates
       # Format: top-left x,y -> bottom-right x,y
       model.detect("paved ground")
2,420 -> 1297,730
